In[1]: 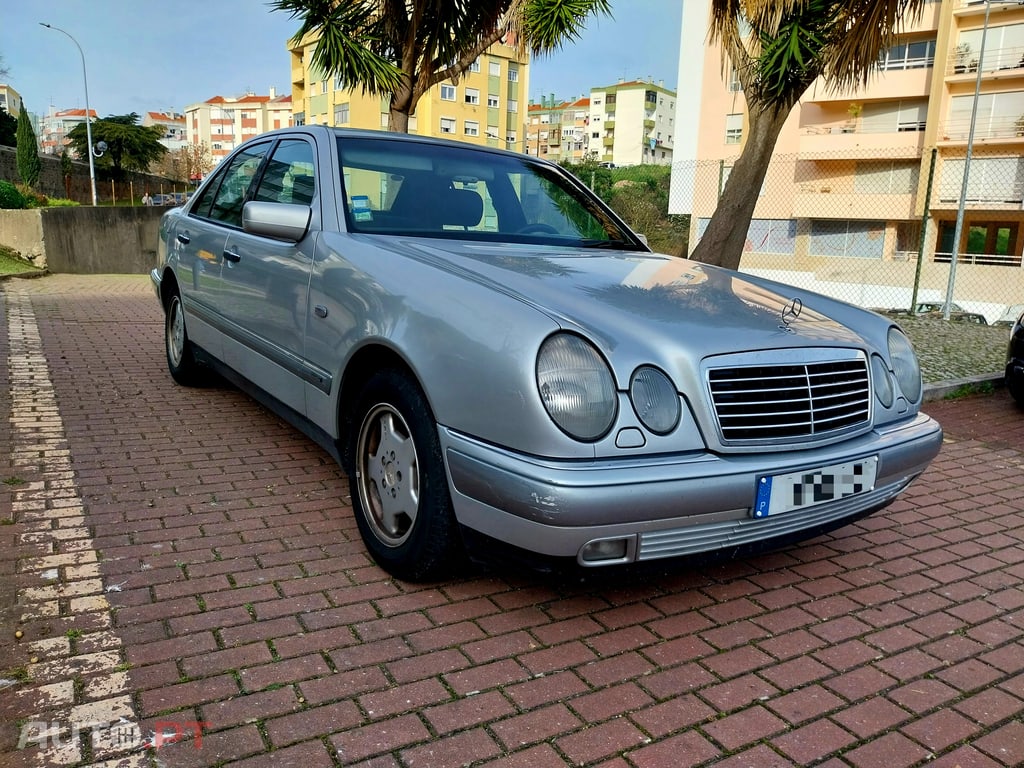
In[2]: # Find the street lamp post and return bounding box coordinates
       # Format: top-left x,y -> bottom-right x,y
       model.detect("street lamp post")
39,22 -> 97,206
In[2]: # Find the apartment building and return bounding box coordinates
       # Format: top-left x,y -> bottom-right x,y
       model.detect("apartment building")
38,106 -> 98,156
590,80 -> 676,166
287,36 -> 528,150
143,111 -> 188,152
525,95 -> 591,162
0,84 -> 22,117
184,89 -> 293,163
671,0 -> 1024,313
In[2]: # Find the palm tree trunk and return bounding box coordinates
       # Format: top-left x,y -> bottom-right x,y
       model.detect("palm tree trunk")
689,105 -> 790,271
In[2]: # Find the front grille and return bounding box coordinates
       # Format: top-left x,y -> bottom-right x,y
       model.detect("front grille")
708,358 -> 870,442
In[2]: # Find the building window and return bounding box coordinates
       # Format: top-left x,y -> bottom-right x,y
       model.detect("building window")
488,94 -> 499,108
465,120 -> 479,136
440,84 -> 456,101
465,88 -> 480,105
334,103 -> 350,125
939,156 -> 1024,204
725,113 -> 743,144
506,132 -> 517,145
809,220 -> 886,259
854,160 -> 919,194
440,117 -> 456,134
728,68 -> 742,92
882,38 -> 938,71
469,59 -> 481,73
508,67 -> 519,82
489,61 -> 501,76
487,124 -> 499,139
321,80 -> 328,94
507,99 -> 518,113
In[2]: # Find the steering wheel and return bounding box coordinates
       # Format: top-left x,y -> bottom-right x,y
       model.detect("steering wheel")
517,223 -> 559,235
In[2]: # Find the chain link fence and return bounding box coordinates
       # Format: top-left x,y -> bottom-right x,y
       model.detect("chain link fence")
571,146 -> 1024,330
671,145 -> 1024,327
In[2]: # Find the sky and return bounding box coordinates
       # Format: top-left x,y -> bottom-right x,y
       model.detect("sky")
0,0 -> 684,119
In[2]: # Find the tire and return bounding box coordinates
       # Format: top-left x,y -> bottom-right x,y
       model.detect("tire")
1009,368 -> 1024,406
348,370 -> 462,581
165,292 -> 207,386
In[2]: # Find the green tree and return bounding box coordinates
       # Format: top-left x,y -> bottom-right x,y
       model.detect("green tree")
15,105 -> 41,188
66,113 -> 167,181
60,148 -> 73,198
690,0 -> 925,270
271,0 -> 612,133
0,106 -> 15,147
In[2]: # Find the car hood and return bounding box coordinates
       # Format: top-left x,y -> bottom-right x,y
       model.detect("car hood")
392,237 -> 874,346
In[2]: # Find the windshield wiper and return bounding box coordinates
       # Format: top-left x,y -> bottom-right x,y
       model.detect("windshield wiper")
579,239 -> 637,250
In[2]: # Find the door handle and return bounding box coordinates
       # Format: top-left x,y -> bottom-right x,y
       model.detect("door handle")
223,249 -> 241,263
176,232 -> 191,245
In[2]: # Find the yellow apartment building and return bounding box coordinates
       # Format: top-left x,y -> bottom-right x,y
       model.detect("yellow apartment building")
0,84 -> 23,117
671,0 -> 1024,318
288,35 -> 529,150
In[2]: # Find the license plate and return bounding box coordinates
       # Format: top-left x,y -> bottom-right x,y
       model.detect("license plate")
753,457 -> 878,519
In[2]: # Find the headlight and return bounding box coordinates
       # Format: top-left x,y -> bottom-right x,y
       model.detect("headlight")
629,366 -> 680,434
537,333 -> 617,441
870,353 -> 894,408
887,327 -> 922,402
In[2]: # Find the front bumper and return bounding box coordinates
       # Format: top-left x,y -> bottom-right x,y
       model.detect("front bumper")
440,412 -> 943,566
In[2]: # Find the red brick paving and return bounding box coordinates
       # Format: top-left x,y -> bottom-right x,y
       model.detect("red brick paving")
1,274 -> 1023,767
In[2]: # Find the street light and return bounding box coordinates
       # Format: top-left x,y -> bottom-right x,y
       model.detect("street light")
39,22 -> 98,206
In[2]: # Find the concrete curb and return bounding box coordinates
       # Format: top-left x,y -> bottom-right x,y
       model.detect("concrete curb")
923,372 -> 1004,402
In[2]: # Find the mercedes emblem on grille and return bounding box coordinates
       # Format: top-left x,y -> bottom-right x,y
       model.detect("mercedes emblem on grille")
779,297 -> 803,333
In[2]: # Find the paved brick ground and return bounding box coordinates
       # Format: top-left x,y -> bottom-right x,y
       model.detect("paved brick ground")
1,274 -> 1023,768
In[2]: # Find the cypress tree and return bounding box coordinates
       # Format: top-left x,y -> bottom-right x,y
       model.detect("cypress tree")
16,106 -> 41,188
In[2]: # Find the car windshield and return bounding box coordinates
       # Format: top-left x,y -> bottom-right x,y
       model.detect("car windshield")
337,136 -> 636,248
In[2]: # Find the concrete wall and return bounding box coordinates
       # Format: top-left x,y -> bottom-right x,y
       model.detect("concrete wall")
0,207 -> 164,274
0,145 -> 187,204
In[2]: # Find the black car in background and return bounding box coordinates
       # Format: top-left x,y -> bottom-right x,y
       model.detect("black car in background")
1007,307 -> 1024,405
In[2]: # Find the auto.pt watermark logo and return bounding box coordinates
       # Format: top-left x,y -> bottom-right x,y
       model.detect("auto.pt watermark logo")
18,718 -> 208,752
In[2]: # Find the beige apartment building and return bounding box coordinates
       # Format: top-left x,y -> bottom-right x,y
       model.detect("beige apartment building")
590,80 -> 676,167
184,90 -> 293,163
287,36 -> 528,150
38,106 -> 98,156
672,0 -> 1024,317
525,95 -> 591,162
142,111 -> 187,152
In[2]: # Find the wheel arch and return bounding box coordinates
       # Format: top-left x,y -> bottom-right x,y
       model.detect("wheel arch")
337,343 -> 430,468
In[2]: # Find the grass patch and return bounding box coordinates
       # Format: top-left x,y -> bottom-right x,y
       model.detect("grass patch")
943,381 -> 996,400
0,244 -> 42,276
2,476 -> 25,486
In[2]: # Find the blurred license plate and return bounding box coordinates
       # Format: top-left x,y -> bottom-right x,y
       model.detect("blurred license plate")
753,457 -> 877,519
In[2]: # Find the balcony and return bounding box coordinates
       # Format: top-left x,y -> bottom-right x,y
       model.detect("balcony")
804,65 -> 932,103
798,125 -> 926,159
937,115 -> 1024,144
603,136 -> 615,147
604,119 -> 615,129
946,44 -> 1024,79
793,189 -> 918,220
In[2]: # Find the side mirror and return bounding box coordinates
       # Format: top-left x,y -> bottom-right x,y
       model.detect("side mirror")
242,201 -> 311,243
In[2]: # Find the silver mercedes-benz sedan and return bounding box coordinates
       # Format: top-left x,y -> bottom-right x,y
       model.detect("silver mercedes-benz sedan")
152,126 -> 942,580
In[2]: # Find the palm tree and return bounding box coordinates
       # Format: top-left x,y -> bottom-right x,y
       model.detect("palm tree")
690,0 -> 925,270
271,0 -> 611,133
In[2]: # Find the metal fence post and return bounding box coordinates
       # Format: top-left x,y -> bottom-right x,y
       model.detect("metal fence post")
910,147 -> 937,314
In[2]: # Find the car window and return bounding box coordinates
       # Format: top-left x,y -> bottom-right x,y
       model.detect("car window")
192,142 -> 270,227
252,139 -> 316,206
337,137 -> 633,246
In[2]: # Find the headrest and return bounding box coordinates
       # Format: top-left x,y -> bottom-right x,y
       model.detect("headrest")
442,188 -> 483,228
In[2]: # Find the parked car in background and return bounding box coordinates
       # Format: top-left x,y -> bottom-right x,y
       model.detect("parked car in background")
1007,307 -> 1024,404
995,303 -> 1024,327
152,126 -> 943,580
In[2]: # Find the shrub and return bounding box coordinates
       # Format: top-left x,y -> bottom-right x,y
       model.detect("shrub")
16,184 -> 48,208
0,179 -> 28,209
46,198 -> 80,207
